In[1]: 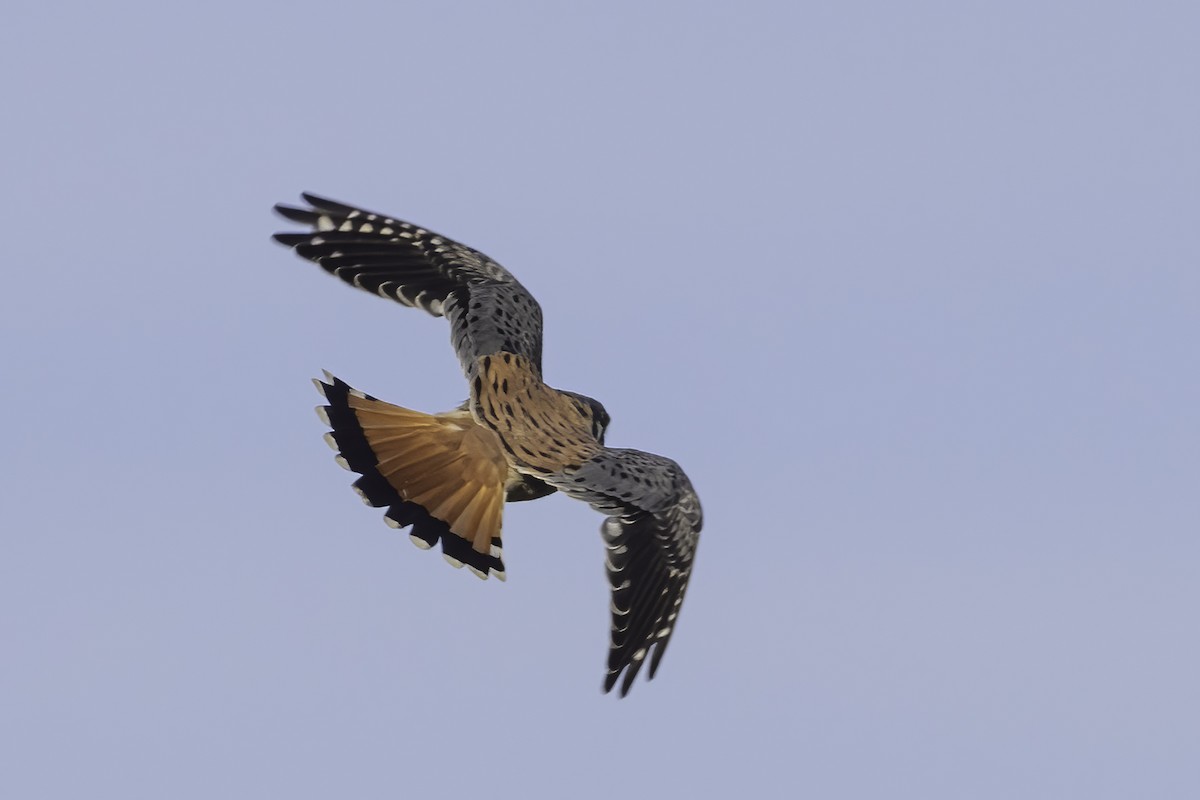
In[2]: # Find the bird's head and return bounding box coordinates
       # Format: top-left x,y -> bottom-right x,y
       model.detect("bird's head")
563,391 -> 611,445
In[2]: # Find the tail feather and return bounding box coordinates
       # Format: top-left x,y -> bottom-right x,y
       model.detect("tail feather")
314,373 -> 509,580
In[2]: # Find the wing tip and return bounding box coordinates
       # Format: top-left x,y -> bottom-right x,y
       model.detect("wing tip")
273,203 -> 315,225
603,658 -> 651,698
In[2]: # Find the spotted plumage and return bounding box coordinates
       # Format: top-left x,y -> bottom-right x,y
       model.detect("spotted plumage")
274,193 -> 702,696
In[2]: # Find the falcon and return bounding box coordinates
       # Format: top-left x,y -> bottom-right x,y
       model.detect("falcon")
273,193 -> 702,695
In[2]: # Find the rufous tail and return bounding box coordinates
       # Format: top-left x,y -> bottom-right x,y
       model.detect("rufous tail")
314,372 -> 508,580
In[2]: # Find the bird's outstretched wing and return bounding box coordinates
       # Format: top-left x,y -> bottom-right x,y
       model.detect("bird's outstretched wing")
546,448 -> 702,696
273,193 -> 545,375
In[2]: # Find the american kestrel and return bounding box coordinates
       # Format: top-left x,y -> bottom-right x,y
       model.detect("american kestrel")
273,193 -> 702,696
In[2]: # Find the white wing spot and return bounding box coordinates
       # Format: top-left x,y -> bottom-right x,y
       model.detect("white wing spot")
316,216 -> 335,232
358,223 -> 374,233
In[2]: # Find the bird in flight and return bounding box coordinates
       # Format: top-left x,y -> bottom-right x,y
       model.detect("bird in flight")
273,193 -> 702,695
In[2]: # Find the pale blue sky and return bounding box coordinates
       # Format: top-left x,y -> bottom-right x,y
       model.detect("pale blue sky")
2,2 -> 1198,798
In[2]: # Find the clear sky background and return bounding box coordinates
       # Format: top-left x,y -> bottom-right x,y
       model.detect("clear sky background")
2,2 -> 1197,798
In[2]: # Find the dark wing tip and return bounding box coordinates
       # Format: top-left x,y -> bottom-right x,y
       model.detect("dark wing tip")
602,665 -> 648,698
272,232 -> 314,246
274,193 -> 363,224
274,202 -> 319,224
300,192 -> 358,214
600,642 -> 657,695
